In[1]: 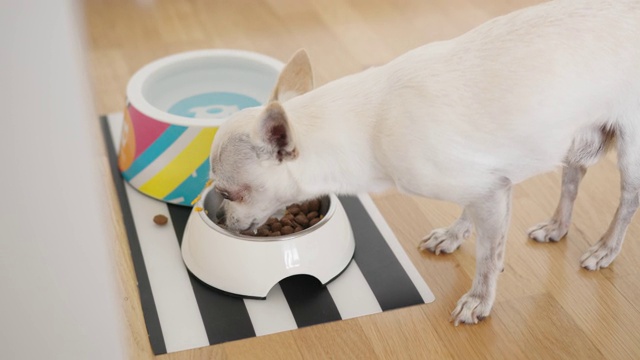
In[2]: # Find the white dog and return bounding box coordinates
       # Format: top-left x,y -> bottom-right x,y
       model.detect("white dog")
209,0 -> 640,325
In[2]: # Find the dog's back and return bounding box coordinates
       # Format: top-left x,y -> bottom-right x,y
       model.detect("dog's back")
371,0 -> 640,201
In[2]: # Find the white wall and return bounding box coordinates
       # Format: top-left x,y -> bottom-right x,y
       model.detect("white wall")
0,1 -> 126,359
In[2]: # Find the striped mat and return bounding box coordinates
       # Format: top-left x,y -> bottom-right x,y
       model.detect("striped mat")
101,113 -> 434,355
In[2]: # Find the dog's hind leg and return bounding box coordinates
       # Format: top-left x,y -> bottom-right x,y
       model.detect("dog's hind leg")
451,179 -> 511,325
528,165 -> 587,242
419,208 -> 472,254
528,126 -> 615,243
581,122 -> 640,270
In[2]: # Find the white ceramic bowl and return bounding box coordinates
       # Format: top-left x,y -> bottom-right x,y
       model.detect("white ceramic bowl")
181,186 -> 356,298
118,50 -> 283,206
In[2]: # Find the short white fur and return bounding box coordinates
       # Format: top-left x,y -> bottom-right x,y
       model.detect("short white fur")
210,0 -> 640,325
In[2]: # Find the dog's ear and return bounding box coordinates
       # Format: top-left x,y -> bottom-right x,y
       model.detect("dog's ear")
270,49 -> 314,102
258,102 -> 297,162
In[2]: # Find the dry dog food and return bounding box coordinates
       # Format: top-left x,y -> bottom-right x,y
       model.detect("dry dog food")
153,214 -> 168,225
217,198 -> 324,237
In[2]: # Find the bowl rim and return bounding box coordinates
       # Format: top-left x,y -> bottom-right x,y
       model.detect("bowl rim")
196,186 -> 338,242
126,49 -> 284,128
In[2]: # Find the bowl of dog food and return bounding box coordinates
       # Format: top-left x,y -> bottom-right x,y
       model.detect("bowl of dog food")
118,49 -> 283,206
181,182 -> 355,298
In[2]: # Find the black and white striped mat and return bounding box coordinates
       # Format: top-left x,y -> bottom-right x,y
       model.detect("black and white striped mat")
101,114 -> 434,355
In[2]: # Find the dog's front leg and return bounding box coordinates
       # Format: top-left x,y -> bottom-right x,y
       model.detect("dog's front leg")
451,180 -> 512,325
419,208 -> 472,254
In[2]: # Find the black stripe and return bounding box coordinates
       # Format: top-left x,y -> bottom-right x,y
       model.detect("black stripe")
100,116 -> 167,355
339,196 -> 424,311
167,204 -> 257,345
279,275 -> 342,328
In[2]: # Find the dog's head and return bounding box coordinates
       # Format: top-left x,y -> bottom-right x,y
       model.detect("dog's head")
209,50 -> 314,231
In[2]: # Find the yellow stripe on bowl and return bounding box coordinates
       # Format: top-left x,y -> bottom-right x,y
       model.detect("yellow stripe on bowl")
138,128 -> 217,198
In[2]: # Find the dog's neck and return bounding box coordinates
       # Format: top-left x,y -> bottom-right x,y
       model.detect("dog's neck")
281,69 -> 395,198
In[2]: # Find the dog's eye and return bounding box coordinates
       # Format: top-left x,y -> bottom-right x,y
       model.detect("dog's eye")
214,186 -> 231,201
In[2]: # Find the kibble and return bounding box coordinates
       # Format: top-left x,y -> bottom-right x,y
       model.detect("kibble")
308,199 -> 320,212
257,227 -> 270,236
282,213 -> 294,221
294,214 -> 309,227
153,214 -> 168,225
223,198 -> 324,237
299,202 -> 309,214
281,217 -> 294,227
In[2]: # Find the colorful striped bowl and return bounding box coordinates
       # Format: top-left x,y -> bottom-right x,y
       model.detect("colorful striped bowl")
119,50 -> 283,206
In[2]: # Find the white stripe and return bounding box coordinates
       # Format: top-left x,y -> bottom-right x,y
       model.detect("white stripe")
166,196 -> 185,204
357,194 -> 435,303
124,185 -> 210,352
108,114 -> 210,352
128,126 -> 203,187
326,261 -> 382,319
243,285 -> 298,336
107,113 -> 125,146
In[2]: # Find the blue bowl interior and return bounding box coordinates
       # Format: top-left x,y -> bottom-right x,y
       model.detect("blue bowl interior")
142,55 -> 280,118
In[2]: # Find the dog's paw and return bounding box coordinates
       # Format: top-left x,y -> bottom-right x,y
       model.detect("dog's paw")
419,227 -> 470,255
580,239 -> 620,270
527,219 -> 568,243
450,292 -> 492,326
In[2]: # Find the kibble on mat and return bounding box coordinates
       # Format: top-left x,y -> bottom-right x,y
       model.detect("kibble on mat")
153,214 -> 168,225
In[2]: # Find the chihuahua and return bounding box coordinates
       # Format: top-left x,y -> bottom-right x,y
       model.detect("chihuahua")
209,0 -> 640,325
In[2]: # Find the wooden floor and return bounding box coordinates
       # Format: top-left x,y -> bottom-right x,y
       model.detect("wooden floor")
83,0 -> 640,358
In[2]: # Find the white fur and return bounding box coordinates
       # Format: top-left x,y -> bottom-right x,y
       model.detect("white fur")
210,0 -> 640,325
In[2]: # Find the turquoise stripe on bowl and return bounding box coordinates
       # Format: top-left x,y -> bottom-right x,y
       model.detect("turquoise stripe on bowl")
163,159 -> 210,205
122,125 -> 188,180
